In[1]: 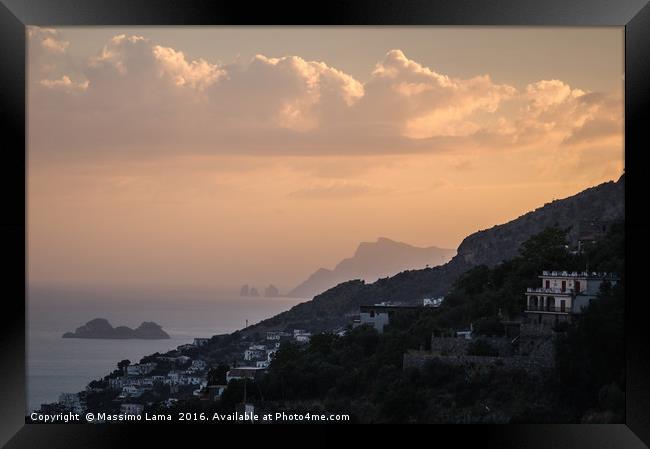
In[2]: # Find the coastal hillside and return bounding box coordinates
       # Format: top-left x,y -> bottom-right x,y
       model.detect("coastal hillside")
455,176 -> 624,267
289,238 -> 456,298
248,175 -> 624,333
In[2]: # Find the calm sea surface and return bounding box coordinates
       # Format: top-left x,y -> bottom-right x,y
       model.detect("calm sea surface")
27,286 -> 306,413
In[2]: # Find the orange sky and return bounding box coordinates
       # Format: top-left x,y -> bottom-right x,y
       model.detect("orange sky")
27,27 -> 624,292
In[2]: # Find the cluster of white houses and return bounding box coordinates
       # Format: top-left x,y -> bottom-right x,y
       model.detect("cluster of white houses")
243,343 -> 276,368
47,326 -> 322,417
240,329 -> 313,368
106,337 -> 217,400
109,360 -> 208,400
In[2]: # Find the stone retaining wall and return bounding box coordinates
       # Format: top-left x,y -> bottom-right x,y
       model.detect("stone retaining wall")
403,351 -> 554,377
430,335 -> 515,357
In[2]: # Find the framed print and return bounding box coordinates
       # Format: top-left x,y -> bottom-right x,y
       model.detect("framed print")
1,0 -> 649,447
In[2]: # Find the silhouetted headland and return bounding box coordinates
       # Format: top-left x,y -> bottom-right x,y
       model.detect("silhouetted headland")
62,318 -> 170,339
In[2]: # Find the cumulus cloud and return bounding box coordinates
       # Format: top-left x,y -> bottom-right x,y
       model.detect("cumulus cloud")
41,36 -> 69,53
40,75 -> 89,92
28,30 -> 622,160
152,45 -> 225,91
495,80 -> 624,148
28,27 -> 77,84
361,50 -> 517,138
29,28 -> 69,54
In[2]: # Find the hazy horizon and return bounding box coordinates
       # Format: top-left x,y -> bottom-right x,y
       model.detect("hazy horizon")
28,27 -> 624,293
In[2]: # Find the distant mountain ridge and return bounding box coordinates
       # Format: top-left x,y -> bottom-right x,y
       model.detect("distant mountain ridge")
288,237 -> 456,298
248,175 -> 624,333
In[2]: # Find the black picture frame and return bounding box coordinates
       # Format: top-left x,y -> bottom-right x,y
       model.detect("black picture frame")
1,1 -> 648,447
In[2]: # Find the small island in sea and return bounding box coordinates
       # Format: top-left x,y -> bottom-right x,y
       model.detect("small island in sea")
62,318 -> 170,340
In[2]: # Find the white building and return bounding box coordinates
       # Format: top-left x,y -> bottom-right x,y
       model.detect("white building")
226,367 -> 266,383
180,375 -> 205,386
108,377 -> 124,390
120,403 -> 144,416
267,331 -> 291,341
193,338 -> 210,347
294,332 -> 311,343
355,303 -> 419,333
189,359 -> 207,372
525,270 -> 619,325
266,331 -> 281,341
119,385 -> 145,398
423,297 -> 444,307
166,371 -> 181,384
126,362 -> 157,376
244,348 -> 266,361
122,377 -> 151,387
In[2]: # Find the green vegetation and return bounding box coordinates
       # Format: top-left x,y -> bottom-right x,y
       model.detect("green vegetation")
466,339 -> 499,357
249,326 -> 552,423
207,364 -> 230,385
555,281 -> 625,422
224,223 -> 625,423
440,227 -> 583,326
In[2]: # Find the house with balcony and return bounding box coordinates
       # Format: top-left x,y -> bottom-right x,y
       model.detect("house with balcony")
524,270 -> 619,325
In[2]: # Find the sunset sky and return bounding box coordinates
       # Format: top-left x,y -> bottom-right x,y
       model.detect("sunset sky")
27,27 -> 624,292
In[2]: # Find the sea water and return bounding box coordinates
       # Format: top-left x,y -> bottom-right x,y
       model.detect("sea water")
27,285 -> 306,413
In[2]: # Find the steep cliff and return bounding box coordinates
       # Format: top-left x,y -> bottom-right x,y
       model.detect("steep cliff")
455,176 -> 624,267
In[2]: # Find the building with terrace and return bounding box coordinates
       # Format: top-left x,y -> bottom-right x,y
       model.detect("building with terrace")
524,270 -> 619,325
353,302 -> 421,333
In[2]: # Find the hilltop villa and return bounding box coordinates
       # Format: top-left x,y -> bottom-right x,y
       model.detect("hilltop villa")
524,270 -> 619,325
